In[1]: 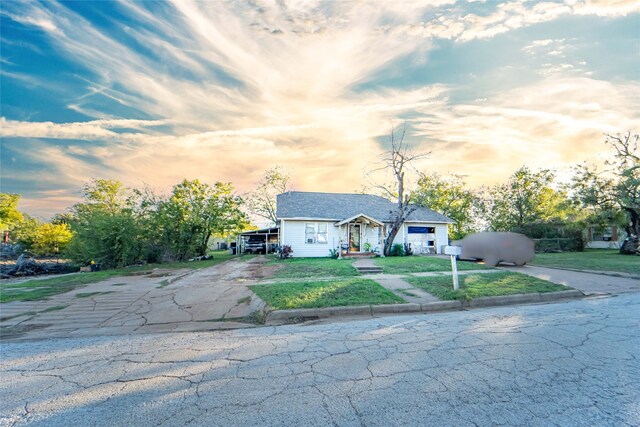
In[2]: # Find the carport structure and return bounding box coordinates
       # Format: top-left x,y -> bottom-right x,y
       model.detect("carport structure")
238,227 -> 280,254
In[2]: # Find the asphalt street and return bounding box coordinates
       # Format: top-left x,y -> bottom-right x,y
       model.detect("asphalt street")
1,293 -> 638,426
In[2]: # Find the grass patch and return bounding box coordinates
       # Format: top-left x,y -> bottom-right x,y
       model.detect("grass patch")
407,272 -> 568,301
40,305 -> 68,313
111,283 -> 127,286
1,251 -> 234,303
156,279 -> 170,289
75,291 -> 114,299
270,257 -> 359,279
374,256 -> 491,274
0,311 -> 37,322
251,278 -> 405,310
532,249 -> 639,275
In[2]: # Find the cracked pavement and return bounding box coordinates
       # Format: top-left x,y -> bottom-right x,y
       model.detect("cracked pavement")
1,293 -> 638,426
1,257 -> 268,341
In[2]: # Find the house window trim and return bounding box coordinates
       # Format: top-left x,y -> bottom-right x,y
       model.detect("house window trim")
305,222 -> 329,244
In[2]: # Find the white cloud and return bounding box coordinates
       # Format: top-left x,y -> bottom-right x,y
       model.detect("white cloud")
569,0 -> 640,16
2,0 -> 639,217
0,118 -> 165,140
410,76 -> 640,185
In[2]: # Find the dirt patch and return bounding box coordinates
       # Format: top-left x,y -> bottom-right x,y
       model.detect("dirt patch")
242,259 -> 282,280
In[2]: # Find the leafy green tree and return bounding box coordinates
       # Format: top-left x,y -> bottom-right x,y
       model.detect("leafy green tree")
159,180 -> 247,260
0,193 -> 24,234
67,179 -> 142,267
131,186 -> 166,263
11,215 -> 40,250
480,166 -> 575,231
607,132 -> 639,241
572,132 -> 639,253
412,173 -> 477,240
32,222 -> 73,256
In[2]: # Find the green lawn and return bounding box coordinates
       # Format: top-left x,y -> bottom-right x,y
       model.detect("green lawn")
1,251 -> 235,303
374,256 -> 491,274
250,278 -> 404,309
270,257 -> 359,279
532,249 -> 639,275
407,272 -> 568,301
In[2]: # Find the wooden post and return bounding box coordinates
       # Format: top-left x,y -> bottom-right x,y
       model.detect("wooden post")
338,224 -> 342,259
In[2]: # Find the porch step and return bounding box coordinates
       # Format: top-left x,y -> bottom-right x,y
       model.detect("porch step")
355,266 -> 384,274
343,252 -> 376,258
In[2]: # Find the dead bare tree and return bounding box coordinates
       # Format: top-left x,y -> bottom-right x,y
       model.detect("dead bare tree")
371,124 -> 430,256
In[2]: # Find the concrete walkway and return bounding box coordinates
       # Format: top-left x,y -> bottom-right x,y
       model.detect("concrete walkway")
501,265 -> 640,296
0,257 -> 268,341
352,258 -> 440,303
351,258 -> 376,269
370,275 -> 440,304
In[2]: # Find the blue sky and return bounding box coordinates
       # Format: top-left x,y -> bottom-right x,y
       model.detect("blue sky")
1,0 -> 639,218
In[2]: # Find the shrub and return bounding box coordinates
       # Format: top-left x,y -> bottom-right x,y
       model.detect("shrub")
278,245 -> 293,259
328,248 -> 339,259
404,243 -> 413,256
363,242 -> 372,252
512,222 -> 585,253
390,243 -> 405,257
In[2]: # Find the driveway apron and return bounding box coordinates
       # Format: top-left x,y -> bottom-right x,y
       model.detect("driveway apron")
1,257 -> 267,341
501,265 -> 640,296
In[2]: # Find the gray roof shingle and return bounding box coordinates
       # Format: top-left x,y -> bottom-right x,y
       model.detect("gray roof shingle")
276,191 -> 453,223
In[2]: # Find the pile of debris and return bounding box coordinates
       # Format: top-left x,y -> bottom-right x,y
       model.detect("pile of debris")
0,254 -> 77,279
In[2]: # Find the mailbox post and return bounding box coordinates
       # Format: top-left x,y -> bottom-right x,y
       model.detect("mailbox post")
442,245 -> 462,291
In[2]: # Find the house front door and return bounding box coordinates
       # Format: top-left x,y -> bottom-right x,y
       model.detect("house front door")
349,224 -> 361,252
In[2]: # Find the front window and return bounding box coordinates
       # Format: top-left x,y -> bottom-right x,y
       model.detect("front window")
592,226 -> 613,241
317,223 -> 328,243
305,222 -> 328,244
305,223 -> 317,244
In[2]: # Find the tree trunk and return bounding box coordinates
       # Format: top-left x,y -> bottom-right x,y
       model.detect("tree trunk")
626,208 -> 639,237
383,222 -> 401,256
620,207 -> 640,255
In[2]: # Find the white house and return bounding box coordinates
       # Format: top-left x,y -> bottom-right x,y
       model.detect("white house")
585,224 -> 623,249
276,191 -> 453,257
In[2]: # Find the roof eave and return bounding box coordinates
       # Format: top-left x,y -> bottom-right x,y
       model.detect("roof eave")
335,213 -> 385,227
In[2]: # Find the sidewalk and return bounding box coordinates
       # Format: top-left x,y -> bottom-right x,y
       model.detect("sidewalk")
501,265 -> 640,296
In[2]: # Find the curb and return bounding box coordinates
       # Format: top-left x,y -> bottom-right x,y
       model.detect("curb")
248,295 -> 267,313
528,264 -> 640,280
265,290 -> 585,322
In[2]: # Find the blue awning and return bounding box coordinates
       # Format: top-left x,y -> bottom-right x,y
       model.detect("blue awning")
408,226 -> 430,234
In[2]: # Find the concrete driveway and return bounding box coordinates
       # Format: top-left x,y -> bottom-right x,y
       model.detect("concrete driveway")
1,293 -> 638,426
0,257 -> 271,341
501,265 -> 640,296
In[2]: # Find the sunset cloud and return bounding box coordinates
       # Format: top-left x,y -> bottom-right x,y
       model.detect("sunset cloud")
1,0 -> 638,217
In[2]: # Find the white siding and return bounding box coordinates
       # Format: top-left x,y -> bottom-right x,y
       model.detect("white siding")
391,222 -> 449,254
361,224 -> 382,252
281,220 -> 340,257
435,224 -> 449,253
586,240 -> 620,249
281,219 -> 449,257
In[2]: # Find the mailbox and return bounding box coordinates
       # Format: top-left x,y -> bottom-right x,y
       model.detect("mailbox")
442,245 -> 462,256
